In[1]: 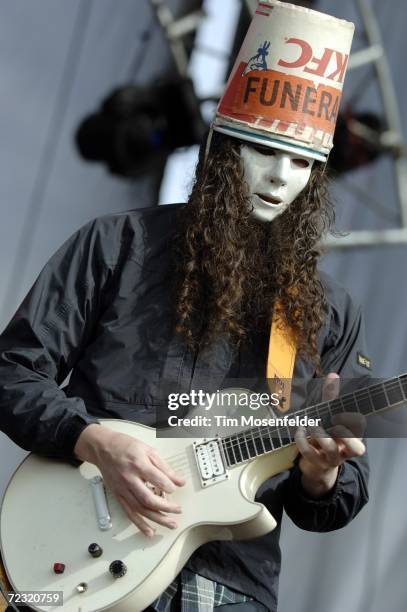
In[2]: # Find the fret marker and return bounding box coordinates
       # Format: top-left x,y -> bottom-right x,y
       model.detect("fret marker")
357,352 -> 372,371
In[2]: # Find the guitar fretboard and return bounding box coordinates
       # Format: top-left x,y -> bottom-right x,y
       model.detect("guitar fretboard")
221,374 -> 407,467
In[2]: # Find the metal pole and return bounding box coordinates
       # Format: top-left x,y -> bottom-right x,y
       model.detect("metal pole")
323,228 -> 407,249
148,0 -> 188,76
355,0 -> 407,226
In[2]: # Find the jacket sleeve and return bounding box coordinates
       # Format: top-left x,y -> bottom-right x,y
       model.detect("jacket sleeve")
0,219 -> 117,461
283,282 -> 370,532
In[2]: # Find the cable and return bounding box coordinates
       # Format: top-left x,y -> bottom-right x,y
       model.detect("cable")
1,0 -> 93,323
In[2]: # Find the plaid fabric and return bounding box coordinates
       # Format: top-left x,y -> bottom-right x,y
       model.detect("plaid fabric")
151,569 -> 253,611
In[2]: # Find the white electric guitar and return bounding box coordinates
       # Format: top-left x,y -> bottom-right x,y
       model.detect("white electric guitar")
1,377 -> 406,612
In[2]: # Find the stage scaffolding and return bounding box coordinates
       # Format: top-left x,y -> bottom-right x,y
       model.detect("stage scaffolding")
153,0 -> 407,248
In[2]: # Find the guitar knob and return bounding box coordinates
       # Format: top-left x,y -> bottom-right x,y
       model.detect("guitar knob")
88,543 -> 103,558
109,560 -> 127,579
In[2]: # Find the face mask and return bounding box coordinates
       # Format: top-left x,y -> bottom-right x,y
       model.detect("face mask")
240,144 -> 314,223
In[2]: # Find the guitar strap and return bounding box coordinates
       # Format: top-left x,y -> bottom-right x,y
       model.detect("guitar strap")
0,554 -> 12,612
267,307 -> 297,414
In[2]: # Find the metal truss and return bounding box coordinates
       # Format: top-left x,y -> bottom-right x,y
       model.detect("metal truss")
243,0 -> 407,249
149,0 -> 205,77
154,0 -> 407,248
324,0 -> 407,248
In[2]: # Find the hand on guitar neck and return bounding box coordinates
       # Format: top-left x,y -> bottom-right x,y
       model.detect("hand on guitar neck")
73,424 -> 186,537
295,372 -> 367,499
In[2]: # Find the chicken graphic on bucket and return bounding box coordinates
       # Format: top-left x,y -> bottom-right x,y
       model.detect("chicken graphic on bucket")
242,41 -> 271,75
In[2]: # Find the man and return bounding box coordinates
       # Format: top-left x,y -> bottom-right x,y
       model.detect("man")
0,2 -> 369,611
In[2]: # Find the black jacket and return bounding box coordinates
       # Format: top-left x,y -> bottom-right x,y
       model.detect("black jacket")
0,205 -> 369,611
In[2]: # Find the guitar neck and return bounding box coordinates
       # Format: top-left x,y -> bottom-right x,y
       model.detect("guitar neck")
221,374 -> 407,467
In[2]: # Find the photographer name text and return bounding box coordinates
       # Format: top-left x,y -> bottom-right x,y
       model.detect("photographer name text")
167,414 -> 321,428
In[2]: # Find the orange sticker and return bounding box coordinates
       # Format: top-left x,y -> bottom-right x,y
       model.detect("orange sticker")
219,61 -> 341,138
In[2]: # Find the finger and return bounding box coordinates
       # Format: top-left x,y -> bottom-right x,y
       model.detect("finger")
137,461 -> 177,495
307,425 -> 336,444
312,436 -> 341,467
322,372 -> 340,402
118,495 -> 155,537
331,412 -> 366,437
295,427 -> 325,465
138,507 -> 178,530
131,477 -> 182,514
307,425 -> 337,447
122,488 -> 179,529
329,426 -> 366,457
339,437 -> 366,458
149,452 -> 186,487
306,425 -> 341,464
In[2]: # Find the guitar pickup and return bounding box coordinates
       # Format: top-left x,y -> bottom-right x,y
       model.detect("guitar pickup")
193,439 -> 228,488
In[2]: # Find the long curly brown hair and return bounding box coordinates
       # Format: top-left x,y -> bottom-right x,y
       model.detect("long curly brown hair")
172,133 -> 335,371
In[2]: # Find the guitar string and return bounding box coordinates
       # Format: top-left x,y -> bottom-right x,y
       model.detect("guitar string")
98,377 -> 407,517
161,377 -> 407,467
165,377 -> 406,462
166,404 -> 407,471
218,379 -> 407,466
221,378 -> 407,454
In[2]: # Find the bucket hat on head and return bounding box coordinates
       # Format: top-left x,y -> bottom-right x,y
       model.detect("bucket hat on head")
212,0 -> 355,161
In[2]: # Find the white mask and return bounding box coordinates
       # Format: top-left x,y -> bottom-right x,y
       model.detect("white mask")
240,144 -> 314,223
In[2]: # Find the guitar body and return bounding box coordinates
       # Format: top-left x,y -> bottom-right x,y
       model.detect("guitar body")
0,419 -> 298,612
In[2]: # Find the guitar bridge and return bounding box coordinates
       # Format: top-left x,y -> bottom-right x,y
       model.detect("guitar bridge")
193,439 -> 228,488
